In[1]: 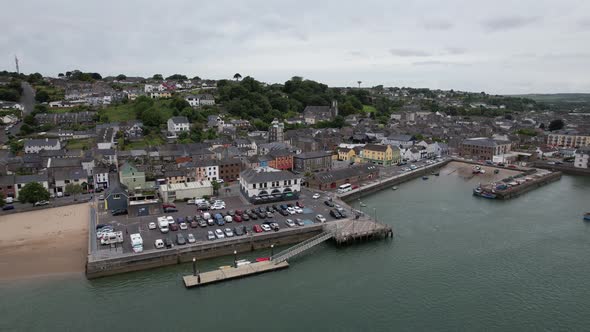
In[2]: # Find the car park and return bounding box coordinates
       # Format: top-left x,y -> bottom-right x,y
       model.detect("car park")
260,224 -> 272,232
148,222 -> 157,230
285,219 -> 296,227
176,233 -> 186,245
154,239 -> 164,249
215,229 -> 225,239
187,233 -> 196,243
235,209 -> 243,216
312,193 -> 321,199
207,231 -> 215,240
224,228 -> 234,237
316,214 -> 327,222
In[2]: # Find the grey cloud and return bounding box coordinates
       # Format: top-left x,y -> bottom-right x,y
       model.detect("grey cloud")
390,49 -> 432,57
413,61 -> 471,67
481,16 -> 540,31
445,47 -> 466,55
578,17 -> 590,28
423,19 -> 454,30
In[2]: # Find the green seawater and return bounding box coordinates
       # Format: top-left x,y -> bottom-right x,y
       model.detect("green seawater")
1,174 -> 590,331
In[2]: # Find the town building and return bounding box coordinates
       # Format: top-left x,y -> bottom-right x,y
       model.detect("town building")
239,167 -> 302,202
53,168 -> 87,196
308,164 -> 379,190
149,91 -> 172,99
268,118 -> 284,143
94,167 -> 110,190
15,174 -> 50,201
574,147 -> 590,169
185,94 -> 215,107
360,144 -> 399,166
267,149 -> 294,170
303,101 -> 338,125
24,138 -> 62,154
546,131 -> 590,148
188,159 -> 219,181
118,162 -> 146,190
293,151 -> 332,173
159,180 -> 213,203
459,138 -> 512,161
167,116 -> 190,135
218,158 -> 242,182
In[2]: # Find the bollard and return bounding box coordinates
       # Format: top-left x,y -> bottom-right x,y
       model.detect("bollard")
192,257 -> 197,276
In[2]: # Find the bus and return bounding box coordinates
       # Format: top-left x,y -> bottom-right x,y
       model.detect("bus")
337,183 -> 352,193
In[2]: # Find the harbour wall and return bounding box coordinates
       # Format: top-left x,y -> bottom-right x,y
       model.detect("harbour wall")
494,171 -> 562,200
86,225 -> 323,279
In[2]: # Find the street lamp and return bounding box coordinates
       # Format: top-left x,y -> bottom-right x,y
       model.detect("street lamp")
233,250 -> 237,268
192,257 -> 197,276
270,244 -> 275,257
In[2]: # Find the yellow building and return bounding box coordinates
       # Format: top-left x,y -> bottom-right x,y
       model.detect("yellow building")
337,147 -> 356,161
361,144 -> 399,166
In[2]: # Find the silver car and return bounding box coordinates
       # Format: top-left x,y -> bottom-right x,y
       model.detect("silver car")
224,228 -> 234,237
207,231 -> 215,241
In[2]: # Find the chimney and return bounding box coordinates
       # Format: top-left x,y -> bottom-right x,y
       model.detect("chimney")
332,100 -> 338,117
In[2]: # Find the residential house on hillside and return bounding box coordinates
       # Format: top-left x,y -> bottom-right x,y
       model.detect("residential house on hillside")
53,168 -> 86,197
24,138 -> 61,154
94,167 -> 110,190
574,147 -> 590,169
185,94 -> 215,107
167,116 -> 190,137
149,91 -> 172,99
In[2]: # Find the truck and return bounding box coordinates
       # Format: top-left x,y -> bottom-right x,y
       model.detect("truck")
100,231 -> 124,245
130,233 -> 143,253
157,217 -> 170,233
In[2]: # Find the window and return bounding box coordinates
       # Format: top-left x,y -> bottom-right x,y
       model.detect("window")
114,194 -> 121,199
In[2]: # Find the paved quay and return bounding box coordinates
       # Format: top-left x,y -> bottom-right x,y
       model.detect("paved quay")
183,261 -> 290,288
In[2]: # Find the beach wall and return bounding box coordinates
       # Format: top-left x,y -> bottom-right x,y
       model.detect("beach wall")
86,225 -> 323,279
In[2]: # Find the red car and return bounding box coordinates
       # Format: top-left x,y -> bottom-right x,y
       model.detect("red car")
235,210 -> 243,216
296,201 -> 304,208
253,224 -> 263,233
163,203 -> 176,209
233,215 -> 242,222
508,165 -> 517,169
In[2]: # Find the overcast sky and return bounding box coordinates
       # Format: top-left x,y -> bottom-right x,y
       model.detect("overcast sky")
2,0 -> 590,94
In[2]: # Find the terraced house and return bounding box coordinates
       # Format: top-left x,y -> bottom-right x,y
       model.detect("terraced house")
360,144 -> 398,166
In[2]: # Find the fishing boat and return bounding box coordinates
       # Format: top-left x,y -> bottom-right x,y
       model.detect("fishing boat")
360,202 -> 367,207
473,187 -> 497,199
391,186 -> 398,190
584,213 -> 590,221
422,176 -> 429,180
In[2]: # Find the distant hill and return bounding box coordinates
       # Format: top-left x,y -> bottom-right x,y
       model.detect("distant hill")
510,93 -> 590,104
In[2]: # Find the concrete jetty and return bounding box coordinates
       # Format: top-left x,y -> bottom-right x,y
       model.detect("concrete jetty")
183,261 -> 290,288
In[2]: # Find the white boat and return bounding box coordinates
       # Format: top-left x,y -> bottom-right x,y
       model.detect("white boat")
392,186 -> 398,190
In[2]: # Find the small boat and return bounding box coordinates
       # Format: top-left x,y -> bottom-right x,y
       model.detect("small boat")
434,172 -> 440,176
392,186 -> 398,190
473,187 -> 497,199
360,202 -> 367,207
584,213 -> 590,221
494,169 -> 500,174
256,257 -> 270,262
422,176 -> 429,180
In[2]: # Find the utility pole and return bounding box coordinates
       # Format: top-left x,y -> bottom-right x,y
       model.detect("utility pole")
15,55 -> 19,74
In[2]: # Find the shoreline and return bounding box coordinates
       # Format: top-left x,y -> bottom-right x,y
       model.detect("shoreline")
0,203 -> 89,281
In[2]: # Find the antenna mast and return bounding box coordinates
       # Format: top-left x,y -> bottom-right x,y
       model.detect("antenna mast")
15,55 -> 19,74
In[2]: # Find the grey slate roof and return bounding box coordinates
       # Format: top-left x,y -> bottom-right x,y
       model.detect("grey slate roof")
240,168 -> 300,184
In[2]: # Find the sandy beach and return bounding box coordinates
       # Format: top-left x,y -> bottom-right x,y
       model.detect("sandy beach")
0,204 -> 89,281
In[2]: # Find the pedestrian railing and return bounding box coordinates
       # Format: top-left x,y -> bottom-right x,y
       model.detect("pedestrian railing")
270,231 -> 334,264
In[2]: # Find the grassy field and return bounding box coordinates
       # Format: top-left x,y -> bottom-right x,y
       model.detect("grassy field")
65,138 -> 93,150
100,103 -> 138,122
362,105 -> 377,113
35,85 -> 65,102
119,133 -> 166,150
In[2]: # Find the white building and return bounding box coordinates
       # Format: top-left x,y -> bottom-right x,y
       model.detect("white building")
574,147 -> 590,169
239,167 -> 302,201
167,116 -> 190,135
185,94 -> 215,107
94,168 -> 110,190
159,180 -> 213,203
24,138 -> 61,154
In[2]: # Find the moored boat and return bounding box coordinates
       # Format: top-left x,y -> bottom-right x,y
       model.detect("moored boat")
422,176 -> 429,180
473,187 -> 497,199
584,213 -> 590,221
392,186 -> 398,190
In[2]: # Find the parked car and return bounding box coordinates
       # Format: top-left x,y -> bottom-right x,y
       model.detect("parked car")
170,223 -> 179,231
176,217 -> 185,224
294,207 -> 303,214
233,215 -> 242,222
215,229 -> 225,239
234,226 -> 244,236
296,218 -> 305,226
241,214 -> 250,221
228,210 -> 236,216
176,233 -> 186,245
287,207 -> 296,214
154,239 -> 164,249
162,203 -> 176,209
190,220 -> 199,228
330,209 -> 342,219
279,209 -> 289,216
260,223 -> 272,232
312,193 -> 321,199
207,218 -> 215,226
316,214 -> 326,222
269,222 -> 280,231
186,216 -> 194,222
148,222 -> 157,230
324,200 -> 334,207
199,219 -> 207,227
111,209 -> 128,216
34,200 -> 50,206
296,201 -> 304,208
248,212 -> 258,220
285,219 -> 296,227
235,209 -> 243,216
179,222 -> 188,230
164,238 -> 173,248
164,207 -> 178,213
253,224 -> 263,233
187,233 -> 196,243
224,215 -> 233,223
224,228 -> 234,237
207,231 -> 215,241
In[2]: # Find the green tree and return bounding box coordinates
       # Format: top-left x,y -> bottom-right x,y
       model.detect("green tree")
152,74 -> 163,80
548,119 -> 564,131
18,182 -> 50,204
0,193 -> 5,207
212,180 -> 220,195
65,183 -> 83,200
116,74 -> 127,80
23,114 -> 36,126
166,74 -> 188,80
9,140 -> 24,154
35,90 -> 50,103
233,73 -> 242,81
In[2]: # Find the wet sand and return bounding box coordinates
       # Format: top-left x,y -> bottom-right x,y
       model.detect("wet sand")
0,204 -> 89,281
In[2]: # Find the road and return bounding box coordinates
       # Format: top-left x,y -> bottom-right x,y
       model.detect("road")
20,81 -> 35,115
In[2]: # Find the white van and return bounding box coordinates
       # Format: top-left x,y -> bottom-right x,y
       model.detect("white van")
130,233 -> 143,253
157,217 -> 169,233
100,231 -> 124,245
203,212 -> 211,220
224,215 -> 233,223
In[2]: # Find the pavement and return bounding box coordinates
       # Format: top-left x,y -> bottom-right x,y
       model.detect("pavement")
0,193 -> 95,215
93,188 -> 344,254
